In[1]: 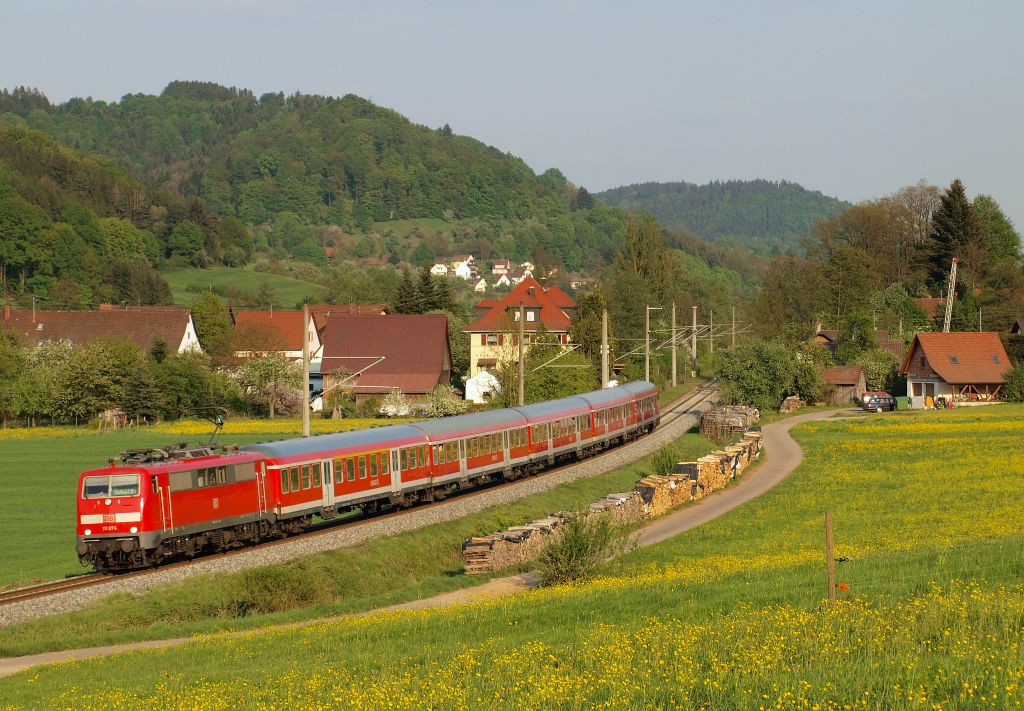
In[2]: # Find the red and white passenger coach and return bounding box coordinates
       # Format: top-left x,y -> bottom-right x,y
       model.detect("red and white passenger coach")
76,381 -> 660,569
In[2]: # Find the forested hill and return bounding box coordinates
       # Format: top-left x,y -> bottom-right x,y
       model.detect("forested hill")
0,82 -> 575,231
597,179 -> 850,254
0,123 -> 232,305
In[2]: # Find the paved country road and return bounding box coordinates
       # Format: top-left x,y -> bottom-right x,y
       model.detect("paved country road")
0,407 -> 847,680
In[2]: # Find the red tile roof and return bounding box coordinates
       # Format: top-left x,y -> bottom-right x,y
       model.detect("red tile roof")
543,285 -> 576,308
900,332 -> 1012,384
320,314 -> 451,395
820,365 -> 865,385
234,310 -> 305,351
2,306 -> 195,352
465,277 -> 574,333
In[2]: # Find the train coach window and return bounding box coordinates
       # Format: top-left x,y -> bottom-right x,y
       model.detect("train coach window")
358,457 -> 367,479
408,447 -> 416,469
370,455 -> 378,478
333,460 -> 344,484
346,459 -> 355,482
420,446 -> 429,467
433,446 -> 440,465
312,463 -> 322,488
280,469 -> 289,493
400,449 -> 408,470
300,465 -> 311,490
381,452 -> 389,475
290,467 -> 300,492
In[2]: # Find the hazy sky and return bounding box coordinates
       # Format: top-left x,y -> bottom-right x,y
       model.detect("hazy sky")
4,0 -> 1023,227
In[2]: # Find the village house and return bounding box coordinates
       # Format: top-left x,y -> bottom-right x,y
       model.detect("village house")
473,278 -> 488,293
491,258 -> 510,275
1,303 -> 202,353
569,275 -> 596,290
429,262 -> 449,277
820,364 -> 867,405
900,332 -> 1012,407
493,273 -> 512,289
449,254 -> 477,280
506,265 -> 533,285
464,277 -> 575,377
233,310 -> 320,363
319,314 -> 451,403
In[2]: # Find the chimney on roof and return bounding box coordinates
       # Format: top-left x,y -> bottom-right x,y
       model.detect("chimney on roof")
539,276 -> 548,289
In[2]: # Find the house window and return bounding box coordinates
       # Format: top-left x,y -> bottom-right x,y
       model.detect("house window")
527,311 -> 536,322
993,355 -> 1001,363
919,356 -> 926,368
949,356 -> 959,364
487,334 -> 498,346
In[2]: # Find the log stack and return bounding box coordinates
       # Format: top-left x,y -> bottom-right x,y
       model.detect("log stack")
700,405 -> 760,440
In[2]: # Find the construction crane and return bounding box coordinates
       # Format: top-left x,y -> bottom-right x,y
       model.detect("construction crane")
943,258 -> 959,333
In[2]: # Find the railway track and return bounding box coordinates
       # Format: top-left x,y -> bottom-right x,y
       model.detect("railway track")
0,381 -> 716,608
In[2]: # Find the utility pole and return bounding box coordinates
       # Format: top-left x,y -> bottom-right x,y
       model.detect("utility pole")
517,303 -> 525,406
825,509 -> 836,606
709,309 -> 714,355
671,302 -> 677,387
645,305 -> 662,383
731,306 -> 736,348
601,308 -> 609,388
302,302 -> 310,438
691,305 -> 697,377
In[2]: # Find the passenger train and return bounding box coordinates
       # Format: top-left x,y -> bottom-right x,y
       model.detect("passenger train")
76,381 -> 660,570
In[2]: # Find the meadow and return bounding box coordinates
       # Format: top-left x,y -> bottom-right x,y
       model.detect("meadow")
0,424 -> 717,657
160,265 -> 323,307
2,405 -> 1022,708
0,418 -> 405,587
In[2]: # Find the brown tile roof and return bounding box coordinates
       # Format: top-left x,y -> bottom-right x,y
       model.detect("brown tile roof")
320,314 -> 451,395
233,310 -> 305,351
820,365 -> 865,385
308,303 -> 389,318
900,332 -> 1012,383
2,306 -> 194,352
465,277 -> 574,333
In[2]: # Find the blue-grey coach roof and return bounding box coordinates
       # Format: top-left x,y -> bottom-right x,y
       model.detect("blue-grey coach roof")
410,408 -> 526,438
576,383 -> 644,408
618,380 -> 658,397
240,424 -> 426,460
511,395 -> 590,421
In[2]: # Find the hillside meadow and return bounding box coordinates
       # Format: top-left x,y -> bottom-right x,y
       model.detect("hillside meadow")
2,405 -> 1022,708
160,265 -> 323,307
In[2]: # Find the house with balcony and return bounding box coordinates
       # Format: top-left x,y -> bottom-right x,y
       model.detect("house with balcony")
899,332 -> 1012,407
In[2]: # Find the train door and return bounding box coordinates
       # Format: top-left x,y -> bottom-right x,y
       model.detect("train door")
391,450 -> 401,496
155,475 -> 173,533
321,459 -> 335,509
255,461 -> 267,515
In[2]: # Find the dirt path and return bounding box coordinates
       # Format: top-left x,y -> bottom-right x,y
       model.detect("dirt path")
0,408 -> 845,680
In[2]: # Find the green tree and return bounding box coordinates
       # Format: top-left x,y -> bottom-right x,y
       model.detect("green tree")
570,289 -> 612,369
853,348 -> 901,392
426,383 -> 468,416
714,339 -> 818,411
536,515 -> 628,586
190,291 -> 234,362
928,179 -> 980,285
0,326 -> 24,426
168,220 -> 208,267
416,266 -> 438,312
237,356 -> 302,418
1005,363 -> 1024,402
973,195 -> 1022,270
154,351 -> 233,419
835,309 -> 879,363
394,269 -> 419,314
121,362 -> 164,424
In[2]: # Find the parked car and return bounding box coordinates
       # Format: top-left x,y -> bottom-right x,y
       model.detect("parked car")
861,391 -> 895,412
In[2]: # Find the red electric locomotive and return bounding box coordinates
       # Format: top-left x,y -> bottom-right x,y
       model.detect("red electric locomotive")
76,381 -> 661,570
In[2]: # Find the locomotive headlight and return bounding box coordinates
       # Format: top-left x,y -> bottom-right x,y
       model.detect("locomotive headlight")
130,526 -> 138,534
84,529 -> 92,536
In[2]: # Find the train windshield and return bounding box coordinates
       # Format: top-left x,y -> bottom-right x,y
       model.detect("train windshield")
82,474 -> 140,499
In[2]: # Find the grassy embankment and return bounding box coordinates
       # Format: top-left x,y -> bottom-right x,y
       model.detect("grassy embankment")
160,264 -> 322,307
2,406 -> 1022,708
0,418 -> 408,587
0,422 -> 718,657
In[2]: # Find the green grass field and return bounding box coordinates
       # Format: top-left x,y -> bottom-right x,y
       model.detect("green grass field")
3,405 -> 1022,708
0,418 -> 409,588
0,430 -> 718,657
160,265 -> 323,307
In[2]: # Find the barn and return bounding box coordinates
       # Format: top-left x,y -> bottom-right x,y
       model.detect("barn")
820,365 -> 867,405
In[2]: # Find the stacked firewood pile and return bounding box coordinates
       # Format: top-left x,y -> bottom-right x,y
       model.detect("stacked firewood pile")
700,405 -> 760,440
462,430 -> 765,575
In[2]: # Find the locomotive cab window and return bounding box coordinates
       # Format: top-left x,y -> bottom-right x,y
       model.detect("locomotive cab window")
82,474 -> 140,499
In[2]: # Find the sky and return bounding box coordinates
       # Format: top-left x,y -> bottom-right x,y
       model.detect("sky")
3,0 -> 1023,227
